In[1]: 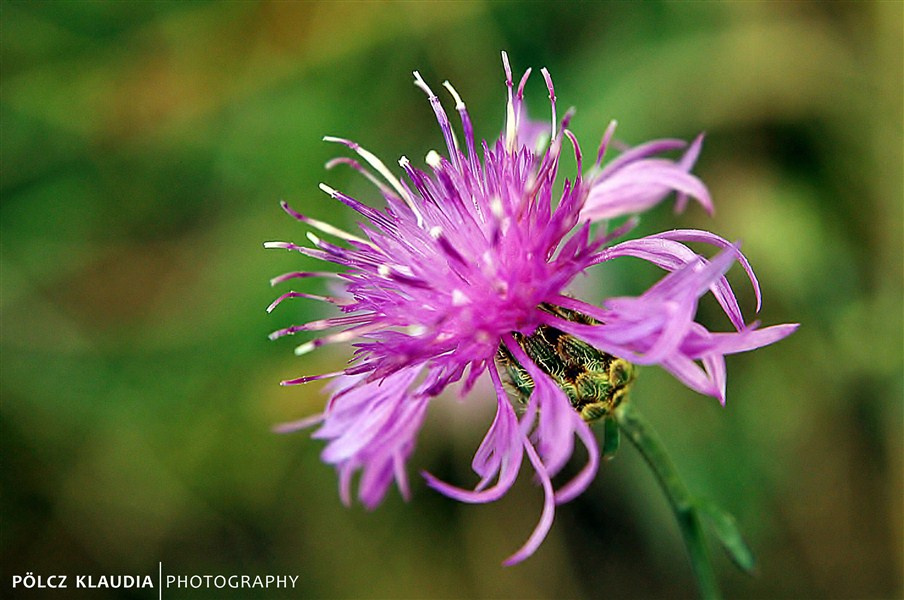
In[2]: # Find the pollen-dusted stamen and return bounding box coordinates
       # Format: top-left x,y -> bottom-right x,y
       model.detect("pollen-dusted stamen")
501,50 -> 517,152
413,71 -> 461,171
514,67 -> 532,127
269,313 -> 375,339
269,313 -> 375,341
268,325 -> 306,340
266,291 -> 348,313
564,130 -> 583,176
442,80 -> 465,112
325,156 -> 399,201
540,67 -> 557,142
317,183 -> 394,232
280,200 -> 369,245
279,370 -> 345,386
441,80 -> 481,192
294,323 -> 382,356
269,271 -> 342,286
263,240 -> 305,252
323,136 -> 425,227
375,262 -> 430,289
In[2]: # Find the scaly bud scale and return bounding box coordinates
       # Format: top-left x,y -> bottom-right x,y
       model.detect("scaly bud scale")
497,304 -> 636,422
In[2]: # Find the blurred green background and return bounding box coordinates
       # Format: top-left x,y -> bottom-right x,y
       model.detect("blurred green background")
2,2 -> 901,598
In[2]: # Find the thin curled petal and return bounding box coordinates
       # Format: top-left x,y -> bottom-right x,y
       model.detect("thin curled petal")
553,415 -> 600,504
422,374 -> 523,504
272,413 -> 324,434
582,136 -> 711,222
504,334 -> 572,476
661,353 -> 721,399
502,436 -> 556,566
310,368 -> 427,508
597,234 -> 748,329
649,229 -> 761,312
683,323 -> 800,358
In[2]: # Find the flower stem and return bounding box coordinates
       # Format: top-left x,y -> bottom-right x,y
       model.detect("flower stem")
613,402 -> 722,600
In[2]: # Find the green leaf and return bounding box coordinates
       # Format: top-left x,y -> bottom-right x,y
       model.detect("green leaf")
696,499 -> 757,574
602,416 -> 620,458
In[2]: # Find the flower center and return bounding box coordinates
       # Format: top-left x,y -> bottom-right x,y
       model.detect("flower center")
495,305 -> 636,422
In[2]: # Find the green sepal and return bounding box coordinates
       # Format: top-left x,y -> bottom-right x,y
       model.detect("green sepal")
602,416 -> 620,458
695,499 -> 757,574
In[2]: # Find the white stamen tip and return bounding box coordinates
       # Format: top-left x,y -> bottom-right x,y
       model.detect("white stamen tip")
263,241 -> 287,249
482,250 -> 495,269
318,183 -> 337,196
294,341 -> 316,356
489,197 -> 505,219
324,135 -> 424,228
407,324 -> 427,337
308,217 -> 368,246
266,294 -> 293,313
429,226 -> 442,239
425,150 -> 442,168
451,289 -> 468,306
412,71 -> 433,96
305,231 -> 321,245
442,81 -> 465,110
398,156 -> 410,168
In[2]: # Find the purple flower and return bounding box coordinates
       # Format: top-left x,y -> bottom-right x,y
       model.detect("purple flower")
266,52 -> 797,565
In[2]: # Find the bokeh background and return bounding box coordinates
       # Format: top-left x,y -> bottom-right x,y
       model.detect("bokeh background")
2,2 -> 901,598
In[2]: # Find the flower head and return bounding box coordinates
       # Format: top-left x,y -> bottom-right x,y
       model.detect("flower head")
266,52 -> 797,565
